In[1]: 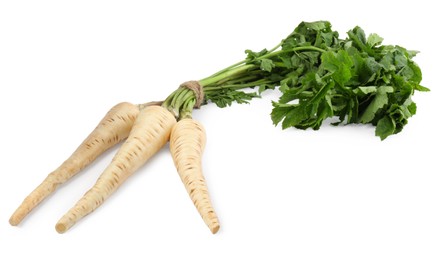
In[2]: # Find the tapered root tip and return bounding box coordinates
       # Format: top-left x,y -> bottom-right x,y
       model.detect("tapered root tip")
9,217 -> 20,226
55,223 -> 67,234
210,223 -> 220,234
9,210 -> 24,226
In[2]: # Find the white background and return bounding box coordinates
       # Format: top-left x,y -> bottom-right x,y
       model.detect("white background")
1,0 -> 435,259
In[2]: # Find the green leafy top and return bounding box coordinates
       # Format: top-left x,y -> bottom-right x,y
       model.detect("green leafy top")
271,23 -> 428,139
162,21 -> 428,140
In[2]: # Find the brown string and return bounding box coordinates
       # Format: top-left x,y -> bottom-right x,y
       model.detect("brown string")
179,80 -> 204,108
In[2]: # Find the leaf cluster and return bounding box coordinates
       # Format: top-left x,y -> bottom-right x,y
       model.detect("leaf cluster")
205,89 -> 259,108
196,21 -> 428,140
270,21 -> 428,139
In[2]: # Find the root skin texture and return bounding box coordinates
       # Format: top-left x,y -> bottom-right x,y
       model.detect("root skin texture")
9,102 -> 140,226
170,118 -> 220,234
55,106 -> 176,233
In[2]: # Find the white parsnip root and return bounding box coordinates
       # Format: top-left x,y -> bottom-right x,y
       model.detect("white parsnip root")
55,105 -> 176,233
9,102 -> 139,226
170,118 -> 220,234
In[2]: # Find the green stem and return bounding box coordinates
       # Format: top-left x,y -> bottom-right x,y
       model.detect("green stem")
199,64 -> 256,87
267,40 -> 283,53
204,79 -> 273,92
206,40 -> 283,79
173,89 -> 189,110
162,87 -> 195,119
162,91 -> 177,108
208,71 -> 263,88
261,46 -> 326,60
180,99 -> 195,119
199,46 -> 325,88
207,59 -> 247,78
162,45 -> 326,118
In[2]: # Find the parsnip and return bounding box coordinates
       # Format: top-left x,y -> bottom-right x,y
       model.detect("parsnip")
55,106 -> 176,233
170,118 -> 220,234
10,102 -> 139,226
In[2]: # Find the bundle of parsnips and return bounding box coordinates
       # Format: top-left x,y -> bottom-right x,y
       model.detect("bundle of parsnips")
10,21 -> 428,233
